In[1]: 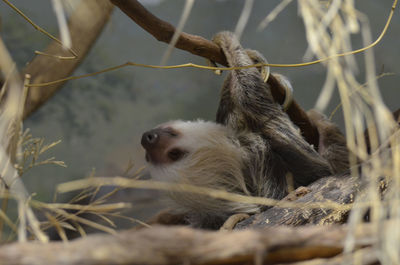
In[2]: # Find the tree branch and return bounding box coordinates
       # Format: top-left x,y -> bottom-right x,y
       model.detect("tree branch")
110,0 -> 320,148
0,223 -> 379,265
236,174 -> 359,229
23,0 -> 114,119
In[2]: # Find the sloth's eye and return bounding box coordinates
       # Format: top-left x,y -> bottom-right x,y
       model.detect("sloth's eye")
168,131 -> 178,137
168,148 -> 185,161
165,128 -> 178,137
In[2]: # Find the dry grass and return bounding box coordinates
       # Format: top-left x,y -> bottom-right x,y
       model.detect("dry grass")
293,1 -> 399,263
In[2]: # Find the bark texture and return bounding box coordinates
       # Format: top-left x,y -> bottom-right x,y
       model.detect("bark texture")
0,223 -> 379,265
236,174 -> 359,229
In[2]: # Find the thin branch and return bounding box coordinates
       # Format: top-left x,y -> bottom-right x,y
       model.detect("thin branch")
2,0 -> 77,59
160,0 -> 195,65
234,0 -> 254,40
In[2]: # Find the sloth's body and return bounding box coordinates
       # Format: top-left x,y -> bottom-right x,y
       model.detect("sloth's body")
141,32 -> 348,228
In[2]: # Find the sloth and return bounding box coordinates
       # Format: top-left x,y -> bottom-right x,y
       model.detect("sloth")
141,31 -> 348,229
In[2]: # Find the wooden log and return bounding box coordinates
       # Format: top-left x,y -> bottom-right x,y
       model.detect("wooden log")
0,223 -> 378,265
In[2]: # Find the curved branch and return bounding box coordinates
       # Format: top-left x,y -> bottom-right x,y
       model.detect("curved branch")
110,0 -> 320,148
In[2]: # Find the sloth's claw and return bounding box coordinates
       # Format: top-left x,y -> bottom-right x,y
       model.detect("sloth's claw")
219,213 -> 250,230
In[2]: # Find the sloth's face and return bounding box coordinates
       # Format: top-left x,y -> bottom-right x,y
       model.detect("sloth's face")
141,120 -> 256,217
141,120 -> 244,184
141,120 -> 228,165
141,119 -> 247,210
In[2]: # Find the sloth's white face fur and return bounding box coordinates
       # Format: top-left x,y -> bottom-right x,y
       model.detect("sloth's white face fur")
145,120 -> 245,186
141,120 -> 260,219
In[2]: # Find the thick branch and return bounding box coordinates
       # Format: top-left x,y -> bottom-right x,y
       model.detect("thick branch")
236,173 -> 359,229
149,173 -> 359,229
110,0 -> 320,148
110,0 -> 224,64
23,0 -> 114,119
0,223 -> 379,265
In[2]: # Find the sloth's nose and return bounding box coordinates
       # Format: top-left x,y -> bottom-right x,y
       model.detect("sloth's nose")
141,130 -> 159,148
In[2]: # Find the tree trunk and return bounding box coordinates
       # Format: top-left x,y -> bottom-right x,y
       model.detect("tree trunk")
23,0 -> 114,119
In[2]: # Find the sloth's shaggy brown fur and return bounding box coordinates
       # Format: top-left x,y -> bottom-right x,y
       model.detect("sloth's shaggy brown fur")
141,32 -> 348,229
